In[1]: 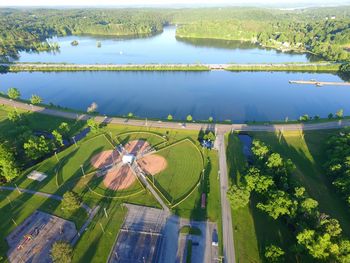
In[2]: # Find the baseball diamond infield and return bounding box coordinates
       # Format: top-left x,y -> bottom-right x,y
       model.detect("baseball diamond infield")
138,154 -> 168,175
103,165 -> 137,190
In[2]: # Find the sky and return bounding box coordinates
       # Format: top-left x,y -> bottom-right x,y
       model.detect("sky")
0,0 -> 349,7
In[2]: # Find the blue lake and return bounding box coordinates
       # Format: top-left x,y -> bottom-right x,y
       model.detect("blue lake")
16,27 -> 315,64
0,71 -> 348,122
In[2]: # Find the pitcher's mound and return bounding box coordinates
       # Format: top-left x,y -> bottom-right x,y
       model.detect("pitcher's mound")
103,165 -> 136,190
90,150 -> 120,169
138,154 -> 167,175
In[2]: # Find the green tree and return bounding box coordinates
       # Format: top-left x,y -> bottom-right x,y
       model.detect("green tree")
328,113 -> 334,119
23,135 -> 51,160
257,191 -> 297,219
52,130 -> 64,147
245,173 -> 274,193
264,245 -> 285,262
252,140 -> 269,160
128,112 -> 134,118
30,94 -> 42,105
337,240 -> 350,263
227,185 -> 250,209
167,114 -> 173,121
300,198 -> 319,214
7,109 -> 21,122
0,144 -> 20,182
296,229 -> 338,260
59,122 -> 70,138
87,118 -> 100,133
61,191 -> 81,215
266,153 -> 283,169
321,218 -> 342,237
186,115 -> 193,122
7,87 -> 20,99
50,241 -> 73,263
208,116 -> 213,122
336,109 -> 344,119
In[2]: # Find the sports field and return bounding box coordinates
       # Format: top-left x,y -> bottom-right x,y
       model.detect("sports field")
153,140 -> 203,204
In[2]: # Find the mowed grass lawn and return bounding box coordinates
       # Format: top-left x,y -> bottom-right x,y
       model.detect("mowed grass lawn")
0,191 -> 87,261
10,134 -> 113,196
155,140 -> 203,203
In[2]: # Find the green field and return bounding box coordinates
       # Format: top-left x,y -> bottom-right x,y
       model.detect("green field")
153,140 -> 203,204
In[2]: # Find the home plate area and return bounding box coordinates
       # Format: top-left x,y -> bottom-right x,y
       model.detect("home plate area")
90,140 -> 167,191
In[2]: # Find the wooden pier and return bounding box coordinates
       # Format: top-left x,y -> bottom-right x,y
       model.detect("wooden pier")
289,80 -> 350,86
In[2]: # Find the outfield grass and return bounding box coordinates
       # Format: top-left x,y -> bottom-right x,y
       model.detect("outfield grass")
0,191 -> 87,261
252,130 -> 350,237
154,140 -> 203,204
226,133 -> 296,262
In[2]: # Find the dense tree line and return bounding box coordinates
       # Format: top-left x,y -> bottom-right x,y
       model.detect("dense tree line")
0,9 -> 167,60
325,130 -> 350,209
228,138 -> 350,262
1,7 -> 350,62
175,7 -> 350,62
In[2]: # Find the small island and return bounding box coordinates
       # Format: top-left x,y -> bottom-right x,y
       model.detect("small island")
71,40 -> 79,46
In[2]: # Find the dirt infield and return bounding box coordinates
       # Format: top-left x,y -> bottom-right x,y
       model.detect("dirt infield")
138,154 -> 168,175
103,165 -> 136,190
90,149 -> 120,169
124,140 -> 151,156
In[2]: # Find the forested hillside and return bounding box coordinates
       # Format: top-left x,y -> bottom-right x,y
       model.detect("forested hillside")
175,7 -> 350,62
0,9 -> 167,60
1,7 -> 350,62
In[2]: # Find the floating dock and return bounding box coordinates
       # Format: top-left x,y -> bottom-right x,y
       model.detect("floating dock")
289,80 -> 350,86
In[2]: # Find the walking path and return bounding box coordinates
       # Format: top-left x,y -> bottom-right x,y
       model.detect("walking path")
216,134 -> 236,263
1,97 -> 350,134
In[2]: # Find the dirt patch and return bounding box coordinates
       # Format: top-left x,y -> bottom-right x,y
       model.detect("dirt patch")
90,149 -> 120,169
138,154 -> 167,175
124,140 -> 151,156
103,165 -> 136,190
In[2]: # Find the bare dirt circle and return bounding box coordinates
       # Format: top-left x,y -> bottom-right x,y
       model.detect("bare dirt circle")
103,165 -> 136,190
90,149 -> 120,169
138,154 -> 168,175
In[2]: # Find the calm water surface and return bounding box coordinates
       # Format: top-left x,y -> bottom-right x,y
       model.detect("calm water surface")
16,27 -> 314,64
0,71 -> 347,122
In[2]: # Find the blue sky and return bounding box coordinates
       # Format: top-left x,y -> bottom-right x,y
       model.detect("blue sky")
1,0 -> 349,7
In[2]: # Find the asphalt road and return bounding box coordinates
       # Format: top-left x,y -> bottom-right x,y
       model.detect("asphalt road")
217,134 -> 235,263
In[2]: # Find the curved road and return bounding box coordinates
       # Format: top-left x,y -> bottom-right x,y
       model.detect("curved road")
2,97 -> 350,263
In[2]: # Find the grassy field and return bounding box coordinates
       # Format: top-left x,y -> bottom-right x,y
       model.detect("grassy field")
154,140 -> 203,204
0,191 -> 87,261
226,133 -> 296,262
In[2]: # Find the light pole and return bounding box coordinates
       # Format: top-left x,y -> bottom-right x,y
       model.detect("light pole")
72,136 -> 78,148
80,165 -> 85,178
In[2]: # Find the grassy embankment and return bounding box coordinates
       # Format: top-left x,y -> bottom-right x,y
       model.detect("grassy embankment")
226,130 -> 350,262
225,62 -> 341,72
1,64 -> 210,72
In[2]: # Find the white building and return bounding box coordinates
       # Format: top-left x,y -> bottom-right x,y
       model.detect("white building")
122,154 -> 135,164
